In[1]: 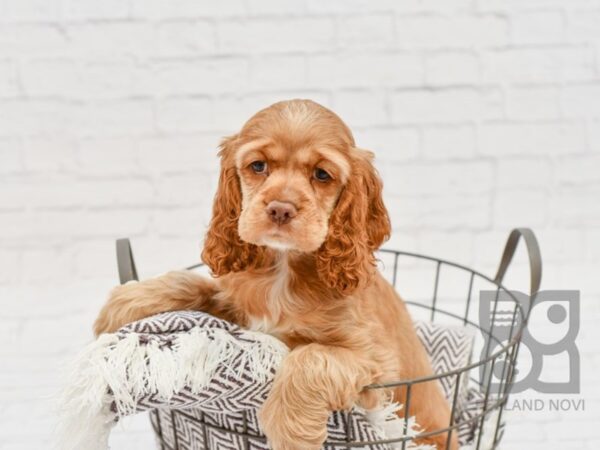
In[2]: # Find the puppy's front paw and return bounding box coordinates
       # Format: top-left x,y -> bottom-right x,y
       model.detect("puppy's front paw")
93,283 -> 140,336
259,386 -> 329,450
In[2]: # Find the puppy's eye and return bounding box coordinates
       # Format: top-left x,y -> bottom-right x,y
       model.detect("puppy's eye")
313,168 -> 331,182
250,161 -> 267,174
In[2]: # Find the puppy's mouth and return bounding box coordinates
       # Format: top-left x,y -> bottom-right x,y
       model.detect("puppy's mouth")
259,228 -> 296,251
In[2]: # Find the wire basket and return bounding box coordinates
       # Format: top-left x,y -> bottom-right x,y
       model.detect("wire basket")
116,228 -> 541,450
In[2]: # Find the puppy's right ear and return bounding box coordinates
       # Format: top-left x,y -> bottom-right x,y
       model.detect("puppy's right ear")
202,135 -> 266,276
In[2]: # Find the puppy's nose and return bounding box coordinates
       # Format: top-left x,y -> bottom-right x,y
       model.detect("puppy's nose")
266,201 -> 297,225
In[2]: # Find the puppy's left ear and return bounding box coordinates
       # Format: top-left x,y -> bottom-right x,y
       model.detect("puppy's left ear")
316,149 -> 391,296
357,149 -> 391,250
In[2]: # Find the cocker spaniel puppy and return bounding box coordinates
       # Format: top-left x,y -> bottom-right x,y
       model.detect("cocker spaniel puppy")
94,99 -> 457,450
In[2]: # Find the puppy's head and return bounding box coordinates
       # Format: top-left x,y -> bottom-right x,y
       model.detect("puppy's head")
202,99 -> 390,295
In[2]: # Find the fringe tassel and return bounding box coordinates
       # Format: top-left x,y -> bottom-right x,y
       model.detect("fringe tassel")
55,327 -> 288,450
362,401 -> 435,450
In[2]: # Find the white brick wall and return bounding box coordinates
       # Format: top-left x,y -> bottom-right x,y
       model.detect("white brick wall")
1,0 -> 598,448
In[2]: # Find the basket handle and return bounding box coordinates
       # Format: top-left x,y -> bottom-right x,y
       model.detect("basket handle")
115,231 -> 542,294
116,238 -> 139,285
494,228 -> 542,299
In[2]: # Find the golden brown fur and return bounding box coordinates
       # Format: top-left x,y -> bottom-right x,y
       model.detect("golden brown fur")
94,99 -> 458,450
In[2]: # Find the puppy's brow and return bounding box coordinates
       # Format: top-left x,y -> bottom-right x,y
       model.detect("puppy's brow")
294,147 -> 350,182
235,138 -> 273,167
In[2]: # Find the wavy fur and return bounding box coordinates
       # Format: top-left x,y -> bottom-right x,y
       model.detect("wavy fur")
202,135 -> 268,276
94,99 -> 457,450
316,153 -> 390,296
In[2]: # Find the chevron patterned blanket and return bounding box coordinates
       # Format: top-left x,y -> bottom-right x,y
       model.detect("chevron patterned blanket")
57,311 -> 491,450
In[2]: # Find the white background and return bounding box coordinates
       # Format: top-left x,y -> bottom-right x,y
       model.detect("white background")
0,0 -> 598,449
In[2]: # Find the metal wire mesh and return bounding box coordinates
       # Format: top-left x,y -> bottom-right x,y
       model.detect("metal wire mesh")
116,229 -> 539,450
